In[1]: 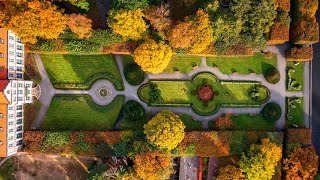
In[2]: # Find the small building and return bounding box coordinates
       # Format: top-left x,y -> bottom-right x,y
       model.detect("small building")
0,28 -> 33,157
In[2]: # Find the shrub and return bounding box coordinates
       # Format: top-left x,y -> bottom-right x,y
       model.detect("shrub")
113,142 -> 129,157
286,47 -> 313,61
43,132 -> 71,147
94,142 -> 114,158
286,128 -> 312,145
124,64 -> 145,86
262,103 -> 282,121
290,18 -> 319,44
265,68 -> 280,84
88,29 -> 123,47
123,100 -> 145,121
87,163 -> 108,180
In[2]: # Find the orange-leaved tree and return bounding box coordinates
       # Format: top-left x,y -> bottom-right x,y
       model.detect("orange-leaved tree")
215,113 -> 232,130
144,4 -> 171,32
283,145 -> 319,179
134,39 -> 172,74
133,150 -> 174,180
143,110 -> 185,150
2,0 -> 67,44
108,9 -> 148,40
67,13 -> 93,39
216,165 -> 244,180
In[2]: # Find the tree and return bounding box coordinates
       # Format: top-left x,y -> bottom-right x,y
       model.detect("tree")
62,0 -> 90,11
143,110 -> 185,150
168,9 -> 213,53
67,13 -> 93,39
111,0 -> 149,10
283,146 -> 319,179
134,39 -> 172,74
133,150 -> 174,180
109,9 -> 148,40
144,4 -> 171,32
239,138 -> 282,180
1,0 -> 67,44
123,100 -> 145,121
216,165 -> 244,180
215,113 -> 232,130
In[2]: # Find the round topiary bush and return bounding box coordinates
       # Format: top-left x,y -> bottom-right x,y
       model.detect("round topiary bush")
265,68 -> 280,84
262,103 -> 281,121
124,64 -> 145,86
123,100 -> 145,121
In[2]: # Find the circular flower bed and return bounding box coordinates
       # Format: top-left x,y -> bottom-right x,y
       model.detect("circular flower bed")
99,89 -> 108,97
198,85 -> 214,102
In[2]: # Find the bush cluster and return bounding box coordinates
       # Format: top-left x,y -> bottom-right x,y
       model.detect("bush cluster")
124,64 -> 145,86
262,103 -> 282,121
265,68 -> 280,84
286,47 -> 313,61
123,100 -> 145,121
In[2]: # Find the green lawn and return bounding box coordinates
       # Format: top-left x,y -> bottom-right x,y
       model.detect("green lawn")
206,53 -> 277,75
208,114 -> 276,130
286,97 -> 304,128
286,62 -> 304,91
139,72 -> 269,115
179,114 -> 203,131
41,95 -> 125,131
41,54 -> 123,90
0,157 -> 15,180
121,55 -> 135,67
163,55 -> 201,73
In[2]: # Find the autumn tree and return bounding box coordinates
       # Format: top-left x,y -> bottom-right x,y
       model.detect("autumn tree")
109,9 -> 148,40
133,150 -> 174,180
134,39 -> 172,74
67,13 -> 92,39
216,165 -> 244,180
1,0 -> 67,44
215,113 -> 232,130
168,9 -> 213,53
283,145 -> 319,179
239,138 -> 282,180
144,4 -> 171,32
144,110 -> 185,150
111,0 -> 149,10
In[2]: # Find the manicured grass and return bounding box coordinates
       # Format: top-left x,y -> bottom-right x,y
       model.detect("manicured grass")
206,53 -> 277,75
208,114 -> 276,130
139,72 -> 269,115
0,157 -> 15,180
163,55 -> 201,73
286,97 -> 304,128
41,95 -> 125,131
41,54 -> 123,90
286,62 -> 304,91
179,114 -> 203,131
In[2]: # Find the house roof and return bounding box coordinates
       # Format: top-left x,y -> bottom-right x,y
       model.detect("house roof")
0,104 -> 7,157
0,28 -> 8,80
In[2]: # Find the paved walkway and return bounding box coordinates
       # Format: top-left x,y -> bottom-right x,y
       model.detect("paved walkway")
32,45 -> 310,130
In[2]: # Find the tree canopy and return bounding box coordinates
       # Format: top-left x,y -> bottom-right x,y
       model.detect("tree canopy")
67,13 -> 92,39
143,110 -> 185,150
216,165 -> 244,180
134,39 -> 172,74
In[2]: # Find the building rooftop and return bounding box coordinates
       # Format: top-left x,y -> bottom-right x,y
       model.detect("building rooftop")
0,28 -> 8,80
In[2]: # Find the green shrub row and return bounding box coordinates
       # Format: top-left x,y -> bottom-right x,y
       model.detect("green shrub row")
220,81 -> 260,85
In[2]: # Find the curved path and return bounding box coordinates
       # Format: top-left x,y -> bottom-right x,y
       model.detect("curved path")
33,44 -> 309,130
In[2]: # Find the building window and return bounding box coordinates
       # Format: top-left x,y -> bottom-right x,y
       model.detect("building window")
16,105 -> 22,110
9,36 -> 14,40
17,73 -> 23,79
9,129 -> 14,133
27,90 -> 31,94
17,112 -> 22,117
17,59 -> 23,64
8,136 -> 13,141
17,45 -> 23,51
16,140 -> 23,146
26,96 -> 31,101
17,66 -> 22,72
8,143 -> 13,148
8,121 -> 13,126
17,52 -> 23,58
9,66 -> 14,71
9,43 -> 14,48
13,90 -> 16,95
16,38 -> 21,43
17,126 -> 22,132
8,114 -> 14,118
18,97 -> 23,101
9,73 -> 14,78
26,83 -> 31,88
16,119 -> 22,125
17,133 -> 22,139
18,90 -> 23,95
8,106 -> 13,111
9,58 -> 14,63
18,83 -> 23,88
9,51 -> 14,56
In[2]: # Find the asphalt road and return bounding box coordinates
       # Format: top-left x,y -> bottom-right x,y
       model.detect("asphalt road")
312,4 -> 320,166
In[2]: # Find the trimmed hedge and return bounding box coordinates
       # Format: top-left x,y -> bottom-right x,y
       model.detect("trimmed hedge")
123,100 -> 145,121
265,68 -> 280,84
262,103 -> 282,121
286,128 -> 312,145
286,47 -> 313,61
124,64 -> 145,86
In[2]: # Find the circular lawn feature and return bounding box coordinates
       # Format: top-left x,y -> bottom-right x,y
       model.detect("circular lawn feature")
262,103 -> 282,121
124,64 -> 145,86
99,89 -> 108,97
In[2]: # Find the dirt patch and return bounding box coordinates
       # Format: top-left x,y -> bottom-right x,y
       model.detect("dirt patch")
14,154 -> 96,180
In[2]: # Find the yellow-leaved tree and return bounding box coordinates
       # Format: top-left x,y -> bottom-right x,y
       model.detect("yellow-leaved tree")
168,9 -> 213,53
2,0 -> 67,44
239,138 -> 282,180
216,165 -> 244,180
109,9 -> 148,40
143,110 -> 185,150
134,39 -> 172,74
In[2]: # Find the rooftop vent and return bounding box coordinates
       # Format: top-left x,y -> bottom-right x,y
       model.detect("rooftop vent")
0,141 -> 3,145
0,127 -> 3,132
0,114 -> 3,118
0,39 -> 3,44
0,53 -> 3,58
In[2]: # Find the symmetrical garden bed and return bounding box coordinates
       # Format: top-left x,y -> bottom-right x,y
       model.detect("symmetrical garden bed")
41,95 -> 125,130
286,97 -> 304,128
286,62 -> 304,91
138,72 -> 270,116
41,54 -> 124,90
